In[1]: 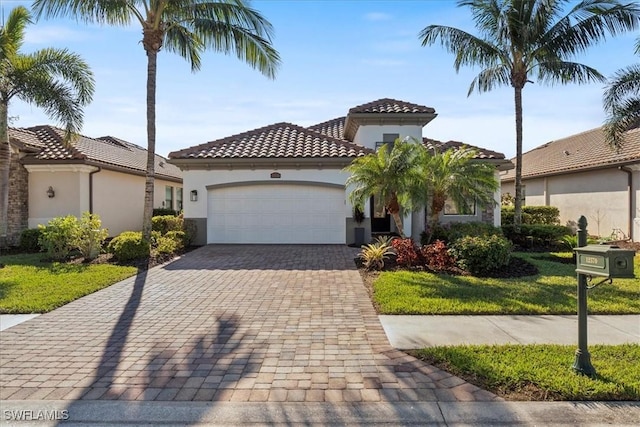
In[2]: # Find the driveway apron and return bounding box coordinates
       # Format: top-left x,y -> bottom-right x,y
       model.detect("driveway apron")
0,245 -> 498,403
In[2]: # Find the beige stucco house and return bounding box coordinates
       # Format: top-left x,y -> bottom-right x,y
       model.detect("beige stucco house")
169,98 -> 513,245
6,125 -> 182,245
501,125 -> 640,241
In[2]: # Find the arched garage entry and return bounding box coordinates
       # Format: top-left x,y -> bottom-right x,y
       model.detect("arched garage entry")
207,181 -> 346,244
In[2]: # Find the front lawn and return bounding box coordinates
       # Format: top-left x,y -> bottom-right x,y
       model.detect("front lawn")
0,253 -> 138,313
413,343 -> 640,401
373,252 -> 640,314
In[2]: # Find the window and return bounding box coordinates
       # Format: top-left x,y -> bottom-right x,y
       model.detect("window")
443,196 -> 476,216
375,133 -> 399,150
176,188 -> 183,210
165,186 -> 174,210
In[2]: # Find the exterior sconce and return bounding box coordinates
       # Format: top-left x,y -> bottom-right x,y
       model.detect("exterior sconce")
190,190 -> 198,202
47,186 -> 55,198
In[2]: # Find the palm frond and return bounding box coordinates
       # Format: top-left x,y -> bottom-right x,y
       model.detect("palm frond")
467,65 -> 511,94
163,23 -> 204,71
0,6 -> 31,58
536,60 -> 605,85
603,63 -> 640,111
31,0 -> 135,26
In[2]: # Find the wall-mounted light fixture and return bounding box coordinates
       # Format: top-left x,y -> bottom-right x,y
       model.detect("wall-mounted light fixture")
47,186 -> 55,198
190,190 -> 198,202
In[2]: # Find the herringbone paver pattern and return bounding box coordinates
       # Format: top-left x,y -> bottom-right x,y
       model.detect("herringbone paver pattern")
0,245 -> 500,402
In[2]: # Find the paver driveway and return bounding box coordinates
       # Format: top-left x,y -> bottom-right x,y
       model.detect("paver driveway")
0,245 -> 498,403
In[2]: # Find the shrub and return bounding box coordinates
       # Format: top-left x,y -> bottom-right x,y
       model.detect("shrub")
152,208 -> 178,217
502,206 -> 560,225
449,235 -> 512,276
421,240 -> 456,272
392,238 -> 420,267
19,228 -> 43,253
502,224 -> 572,248
154,236 -> 180,255
38,215 -> 79,261
152,215 -> 184,235
108,231 -> 150,262
421,222 -> 503,245
165,230 -> 187,249
76,212 -> 109,260
359,236 -> 395,271
420,223 -> 451,245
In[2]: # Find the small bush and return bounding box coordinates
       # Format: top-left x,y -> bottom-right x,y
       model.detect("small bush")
165,230 -> 187,249
392,238 -> 420,267
19,228 -> 42,253
152,215 -> 184,235
421,240 -> 456,272
502,206 -> 560,225
152,208 -> 178,217
446,222 -> 503,242
108,231 -> 150,262
359,236 -> 395,271
76,212 -> 109,260
154,236 -> 180,255
502,224 -> 572,248
38,215 -> 79,261
450,235 -> 512,276
420,223 -> 451,245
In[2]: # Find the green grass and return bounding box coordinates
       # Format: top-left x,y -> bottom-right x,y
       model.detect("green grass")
0,253 -> 138,313
413,344 -> 640,400
374,252 -> 640,314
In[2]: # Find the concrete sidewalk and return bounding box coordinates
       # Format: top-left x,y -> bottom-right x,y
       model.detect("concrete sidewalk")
1,400 -> 638,426
380,314 -> 640,349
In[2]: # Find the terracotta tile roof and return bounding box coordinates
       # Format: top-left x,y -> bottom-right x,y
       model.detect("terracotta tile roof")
349,98 -> 436,114
307,116 -> 346,140
423,137 -> 506,160
17,125 -> 182,180
8,128 -> 46,151
501,126 -> 640,181
169,122 -> 372,160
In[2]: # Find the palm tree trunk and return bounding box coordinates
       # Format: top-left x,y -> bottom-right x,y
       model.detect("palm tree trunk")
513,85 -> 524,232
0,100 -> 10,248
143,48 -> 157,243
390,211 -> 405,238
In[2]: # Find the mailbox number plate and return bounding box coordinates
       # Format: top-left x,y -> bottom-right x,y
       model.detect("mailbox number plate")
579,254 -> 605,270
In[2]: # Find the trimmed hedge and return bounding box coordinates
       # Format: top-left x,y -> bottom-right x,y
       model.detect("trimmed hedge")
152,208 -> 179,217
108,231 -> 150,262
449,235 -> 512,276
151,215 -> 184,235
19,228 -> 42,253
421,222 -> 503,245
502,206 -> 560,225
502,224 -> 572,248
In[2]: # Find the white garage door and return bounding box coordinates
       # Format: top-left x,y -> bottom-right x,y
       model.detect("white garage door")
207,184 -> 346,244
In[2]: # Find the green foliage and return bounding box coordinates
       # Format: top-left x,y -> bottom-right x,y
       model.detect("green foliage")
0,253 -> 136,313
449,235 -> 512,276
359,236 -> 395,271
152,208 -> 178,217
151,215 -> 184,235
373,252 -> 640,315
421,222 -> 502,245
503,224 -> 572,248
154,236 -> 180,255
415,344 -> 640,401
391,238 -> 420,267
421,240 -> 456,272
76,212 -> 108,260
165,230 -> 187,249
108,231 -> 150,262
502,206 -> 560,225
19,228 -> 42,253
38,215 -> 79,261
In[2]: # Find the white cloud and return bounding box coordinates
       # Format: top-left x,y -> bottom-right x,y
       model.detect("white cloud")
363,12 -> 392,22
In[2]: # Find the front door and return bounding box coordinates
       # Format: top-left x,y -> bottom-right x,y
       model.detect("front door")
370,196 -> 391,233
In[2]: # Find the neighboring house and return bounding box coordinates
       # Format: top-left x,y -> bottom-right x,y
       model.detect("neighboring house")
6,125 -> 183,245
168,98 -> 513,245
501,125 -> 640,241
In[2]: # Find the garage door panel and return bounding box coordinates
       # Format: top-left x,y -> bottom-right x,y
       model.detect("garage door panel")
207,184 -> 345,244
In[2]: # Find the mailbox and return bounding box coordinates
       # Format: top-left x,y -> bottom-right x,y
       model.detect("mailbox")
574,245 -> 636,278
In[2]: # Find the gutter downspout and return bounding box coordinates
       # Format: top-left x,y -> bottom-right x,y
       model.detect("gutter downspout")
619,166 -> 633,240
89,167 -> 101,214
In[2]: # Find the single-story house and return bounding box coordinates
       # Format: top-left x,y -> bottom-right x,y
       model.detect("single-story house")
168,98 -> 513,245
6,125 -> 183,245
500,125 -> 640,241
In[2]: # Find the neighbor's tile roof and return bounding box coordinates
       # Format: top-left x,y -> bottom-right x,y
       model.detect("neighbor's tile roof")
307,116 -> 346,140
18,125 -> 181,180
501,126 -> 640,181
169,122 -> 372,160
423,138 -> 506,160
348,98 -> 436,114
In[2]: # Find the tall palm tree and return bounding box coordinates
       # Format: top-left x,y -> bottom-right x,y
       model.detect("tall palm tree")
603,37 -> 640,149
0,6 -> 94,247
345,138 -> 427,238
420,0 -> 640,230
422,146 -> 498,227
33,0 -> 280,242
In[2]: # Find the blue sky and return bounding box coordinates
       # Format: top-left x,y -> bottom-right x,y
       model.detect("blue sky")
5,0 -> 638,159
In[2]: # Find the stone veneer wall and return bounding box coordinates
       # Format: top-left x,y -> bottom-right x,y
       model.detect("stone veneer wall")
6,152 -> 29,246
481,202 -> 495,225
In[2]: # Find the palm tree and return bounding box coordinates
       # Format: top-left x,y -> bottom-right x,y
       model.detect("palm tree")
603,37 -> 640,149
344,138 -> 427,238
420,0 -> 640,230
0,6 -> 94,247
33,0 -> 280,242
422,146 -> 498,227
